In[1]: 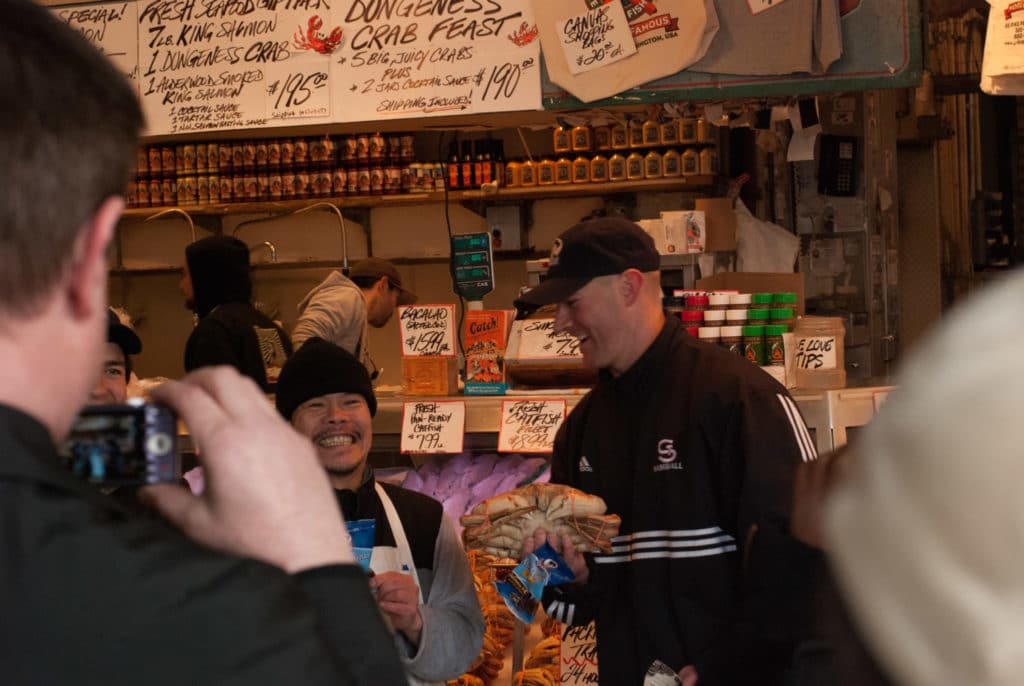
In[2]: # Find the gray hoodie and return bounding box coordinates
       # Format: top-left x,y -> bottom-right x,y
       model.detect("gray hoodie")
292,271 -> 371,372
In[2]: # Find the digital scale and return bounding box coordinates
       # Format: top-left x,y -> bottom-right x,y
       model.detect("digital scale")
450,232 -> 494,302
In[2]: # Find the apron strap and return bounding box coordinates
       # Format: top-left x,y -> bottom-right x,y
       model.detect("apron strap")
375,482 -> 425,604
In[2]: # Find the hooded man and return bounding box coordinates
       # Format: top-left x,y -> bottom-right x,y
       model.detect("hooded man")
291,257 -> 417,378
180,235 -> 291,393
276,338 -> 484,685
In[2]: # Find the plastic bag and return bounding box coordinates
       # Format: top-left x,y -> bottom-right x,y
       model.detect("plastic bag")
734,200 -> 800,272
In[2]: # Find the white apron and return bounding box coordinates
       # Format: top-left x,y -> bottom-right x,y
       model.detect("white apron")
368,483 -> 438,686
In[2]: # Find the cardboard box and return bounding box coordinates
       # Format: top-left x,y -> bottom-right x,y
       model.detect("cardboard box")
695,197 -> 737,252
696,272 -> 805,315
401,356 -> 459,396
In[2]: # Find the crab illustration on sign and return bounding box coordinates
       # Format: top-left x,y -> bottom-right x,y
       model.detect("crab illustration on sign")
508,22 -> 539,47
294,15 -> 343,55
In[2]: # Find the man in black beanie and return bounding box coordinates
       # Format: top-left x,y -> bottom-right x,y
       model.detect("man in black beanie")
276,338 -> 484,685
180,235 -> 292,393
89,308 -> 143,405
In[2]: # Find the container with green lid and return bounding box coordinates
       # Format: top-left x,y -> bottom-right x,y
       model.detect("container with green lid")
769,307 -> 794,331
742,325 -> 765,365
752,293 -> 774,306
773,292 -> 798,305
747,308 -> 770,325
764,325 -> 787,366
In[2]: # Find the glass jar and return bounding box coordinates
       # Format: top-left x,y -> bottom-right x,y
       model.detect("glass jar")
698,326 -> 721,346
743,325 -> 766,365
765,325 -> 787,366
720,326 -> 744,355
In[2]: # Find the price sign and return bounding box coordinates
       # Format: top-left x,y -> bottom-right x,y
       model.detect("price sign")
265,56 -> 331,120
498,399 -> 566,453
399,305 -> 456,357
401,401 -> 465,454
557,1 -> 637,76
560,621 -> 600,685
511,319 -> 582,359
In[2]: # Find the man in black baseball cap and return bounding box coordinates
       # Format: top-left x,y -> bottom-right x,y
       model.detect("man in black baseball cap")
89,308 -> 142,405
516,216 -> 820,686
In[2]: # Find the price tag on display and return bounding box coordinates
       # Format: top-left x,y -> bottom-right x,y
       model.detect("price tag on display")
558,1 -> 637,75
511,319 -> 582,359
399,305 -> 456,357
401,401 -> 465,454
498,399 -> 566,453
560,621 -> 600,685
265,55 -> 331,120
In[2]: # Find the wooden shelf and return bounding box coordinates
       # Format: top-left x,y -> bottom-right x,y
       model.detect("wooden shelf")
120,176 -> 717,220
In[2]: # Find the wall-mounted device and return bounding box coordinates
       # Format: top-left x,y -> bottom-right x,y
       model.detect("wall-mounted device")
818,135 -> 858,197
451,232 -> 494,301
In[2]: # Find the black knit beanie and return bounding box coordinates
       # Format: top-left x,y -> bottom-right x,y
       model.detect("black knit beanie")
275,337 -> 377,420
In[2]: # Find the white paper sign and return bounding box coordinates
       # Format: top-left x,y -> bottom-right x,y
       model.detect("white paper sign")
136,1 -> 340,134
401,400 -> 465,454
399,305 -> 456,357
333,0 -> 541,121
512,319 -> 582,359
794,336 -> 838,371
557,2 -> 637,76
498,399 -> 566,453
55,2 -> 139,91
560,621 -> 599,685
746,0 -> 791,15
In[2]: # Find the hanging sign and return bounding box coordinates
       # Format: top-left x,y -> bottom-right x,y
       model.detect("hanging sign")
399,305 -> 457,357
558,1 -> 637,76
498,399 -> 566,453
401,400 -> 465,454
332,0 -> 542,120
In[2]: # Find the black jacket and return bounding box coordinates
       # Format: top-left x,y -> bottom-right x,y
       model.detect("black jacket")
543,318 -> 819,685
183,236 -> 291,392
0,403 -> 405,685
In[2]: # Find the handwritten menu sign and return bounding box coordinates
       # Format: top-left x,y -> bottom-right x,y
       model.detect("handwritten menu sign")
333,0 -> 541,121
498,399 -> 565,453
557,1 -> 636,76
794,336 -> 838,370
560,621 -> 599,684
401,400 -> 465,454
512,319 -> 582,359
399,305 -> 456,357
135,0 -> 339,134
55,2 -> 139,90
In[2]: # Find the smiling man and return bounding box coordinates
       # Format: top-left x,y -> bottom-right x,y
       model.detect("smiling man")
275,338 -> 483,686
515,217 -> 820,686
89,309 -> 142,406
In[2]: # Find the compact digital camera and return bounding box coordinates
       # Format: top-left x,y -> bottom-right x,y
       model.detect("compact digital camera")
59,401 -> 180,487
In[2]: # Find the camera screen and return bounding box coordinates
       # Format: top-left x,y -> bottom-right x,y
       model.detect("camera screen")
59,405 -> 178,486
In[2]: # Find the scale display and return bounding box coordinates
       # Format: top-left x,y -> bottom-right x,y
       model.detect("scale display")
451,232 -> 494,301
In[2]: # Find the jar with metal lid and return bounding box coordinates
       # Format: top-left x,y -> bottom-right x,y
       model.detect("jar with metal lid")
720,326 -> 743,355
555,157 -> 573,185
521,160 -> 537,186
699,148 -> 719,175
642,119 -> 661,147
661,120 -> 679,146
608,154 -> 627,181
725,309 -> 748,326
590,155 -> 609,183
765,325 -> 787,366
593,126 -> 611,150
662,149 -> 681,177
571,125 -> 591,151
703,309 -> 726,326
628,120 -> 645,148
505,160 -> 522,188
572,156 -> 591,184
681,149 -> 699,176
743,325 -> 766,365
698,326 -> 721,345
793,316 -> 847,390
643,150 -> 663,179
626,152 -> 644,180
747,308 -> 770,326
769,307 -> 794,331
610,123 -> 628,149
537,159 -> 556,186
679,117 -> 698,144
553,126 -> 571,153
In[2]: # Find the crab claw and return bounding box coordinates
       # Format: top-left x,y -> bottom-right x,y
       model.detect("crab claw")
308,15 -> 323,32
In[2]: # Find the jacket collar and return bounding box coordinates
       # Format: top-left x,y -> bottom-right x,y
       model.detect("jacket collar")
599,316 -> 682,391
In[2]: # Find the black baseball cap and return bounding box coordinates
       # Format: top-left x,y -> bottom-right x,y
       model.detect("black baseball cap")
107,308 -> 141,356
514,217 -> 660,309
350,257 -> 417,306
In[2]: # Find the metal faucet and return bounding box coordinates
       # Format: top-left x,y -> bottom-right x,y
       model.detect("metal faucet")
232,202 -> 348,273
144,207 -> 197,243
249,240 -> 278,263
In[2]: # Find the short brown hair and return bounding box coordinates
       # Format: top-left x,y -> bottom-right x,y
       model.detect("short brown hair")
0,0 -> 143,315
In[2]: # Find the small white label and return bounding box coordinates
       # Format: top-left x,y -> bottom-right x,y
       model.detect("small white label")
400,400 -> 465,454
794,336 -> 838,370
747,0 -> 790,15
498,399 -> 566,453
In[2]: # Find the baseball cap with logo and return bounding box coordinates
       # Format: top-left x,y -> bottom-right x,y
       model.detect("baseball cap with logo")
514,217 -> 660,309
349,257 -> 417,306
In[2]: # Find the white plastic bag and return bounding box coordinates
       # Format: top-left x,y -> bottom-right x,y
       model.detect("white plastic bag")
734,200 -> 800,272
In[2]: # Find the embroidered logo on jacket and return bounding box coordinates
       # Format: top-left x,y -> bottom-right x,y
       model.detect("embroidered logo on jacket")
578,455 -> 594,472
653,438 -> 683,472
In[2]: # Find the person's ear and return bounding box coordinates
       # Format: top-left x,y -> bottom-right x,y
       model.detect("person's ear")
66,196 -> 122,320
619,269 -> 645,306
